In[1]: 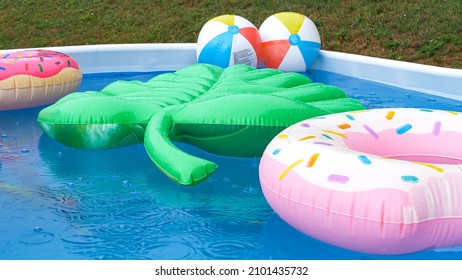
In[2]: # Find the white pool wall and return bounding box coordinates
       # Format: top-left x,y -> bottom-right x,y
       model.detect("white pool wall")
314,50 -> 462,101
2,43 -> 461,100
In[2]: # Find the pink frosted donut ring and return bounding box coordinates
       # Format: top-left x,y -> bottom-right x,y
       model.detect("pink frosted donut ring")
259,108 -> 462,255
0,49 -> 82,110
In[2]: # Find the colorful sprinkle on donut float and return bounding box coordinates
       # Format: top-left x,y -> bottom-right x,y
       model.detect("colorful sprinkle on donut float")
0,50 -> 82,111
259,108 -> 462,254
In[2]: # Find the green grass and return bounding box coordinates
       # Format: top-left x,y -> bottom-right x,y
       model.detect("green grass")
1,0 -> 461,68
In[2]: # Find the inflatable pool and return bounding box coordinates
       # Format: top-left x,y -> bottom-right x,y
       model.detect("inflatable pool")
0,50 -> 82,111
259,108 -> 462,254
2,43 -> 462,260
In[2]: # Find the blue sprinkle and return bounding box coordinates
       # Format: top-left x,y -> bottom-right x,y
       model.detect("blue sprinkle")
322,134 -> 333,140
358,155 -> 371,165
2,54 -> 10,59
420,109 -> 433,112
346,114 -> 355,121
0,66 -> 5,71
396,123 -> 412,135
272,148 -> 281,155
401,175 -> 419,183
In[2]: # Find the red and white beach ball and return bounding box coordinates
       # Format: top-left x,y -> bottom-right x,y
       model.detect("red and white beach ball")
259,12 -> 321,72
196,15 -> 261,68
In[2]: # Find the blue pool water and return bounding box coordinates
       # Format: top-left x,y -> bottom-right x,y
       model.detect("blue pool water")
1,70 -> 462,260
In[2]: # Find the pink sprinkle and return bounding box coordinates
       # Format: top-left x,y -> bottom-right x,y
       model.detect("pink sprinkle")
313,142 -> 333,146
363,125 -> 379,139
433,121 -> 441,136
328,174 -> 349,184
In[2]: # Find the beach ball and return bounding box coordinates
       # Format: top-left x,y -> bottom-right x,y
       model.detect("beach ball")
259,12 -> 321,72
196,15 -> 261,68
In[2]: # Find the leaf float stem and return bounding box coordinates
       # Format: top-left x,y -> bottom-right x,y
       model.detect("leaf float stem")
144,109 -> 218,185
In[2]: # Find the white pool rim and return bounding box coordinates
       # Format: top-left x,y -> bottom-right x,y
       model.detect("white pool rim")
2,43 -> 461,101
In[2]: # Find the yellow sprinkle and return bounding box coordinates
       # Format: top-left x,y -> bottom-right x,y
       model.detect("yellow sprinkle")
3,61 -> 14,64
446,110 -> 458,115
385,111 -> 395,120
323,129 -> 347,138
307,153 -> 319,168
381,157 -> 395,160
278,134 -> 288,139
298,136 -> 316,141
279,159 -> 303,180
415,162 -> 444,173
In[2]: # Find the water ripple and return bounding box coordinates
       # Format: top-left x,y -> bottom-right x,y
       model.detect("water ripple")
93,252 -> 151,260
93,221 -> 146,237
60,226 -> 103,245
203,237 -> 258,260
19,228 -> 55,245
58,211 -> 115,224
144,240 -> 201,260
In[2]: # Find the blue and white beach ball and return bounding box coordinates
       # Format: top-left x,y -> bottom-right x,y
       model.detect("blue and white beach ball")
196,15 -> 261,68
259,12 -> 321,72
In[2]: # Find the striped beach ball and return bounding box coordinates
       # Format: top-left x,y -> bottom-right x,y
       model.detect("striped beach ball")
259,12 -> 321,72
196,15 -> 261,68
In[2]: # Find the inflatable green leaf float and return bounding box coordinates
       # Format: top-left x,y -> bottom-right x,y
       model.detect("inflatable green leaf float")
38,64 -> 364,185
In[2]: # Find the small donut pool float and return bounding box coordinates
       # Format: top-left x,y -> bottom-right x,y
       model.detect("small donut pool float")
0,50 -> 82,111
259,108 -> 462,255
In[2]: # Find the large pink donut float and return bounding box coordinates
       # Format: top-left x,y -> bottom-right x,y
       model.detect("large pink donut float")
259,108 -> 462,255
0,49 -> 82,111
